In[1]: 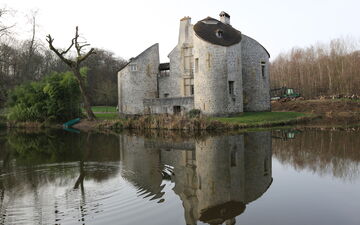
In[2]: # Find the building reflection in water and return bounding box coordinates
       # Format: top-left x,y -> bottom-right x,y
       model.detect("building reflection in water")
120,131 -> 272,225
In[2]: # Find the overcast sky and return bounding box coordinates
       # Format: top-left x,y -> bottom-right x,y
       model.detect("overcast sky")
2,0 -> 360,62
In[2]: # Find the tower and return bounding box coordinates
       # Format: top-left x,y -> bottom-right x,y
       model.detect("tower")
192,14 -> 243,116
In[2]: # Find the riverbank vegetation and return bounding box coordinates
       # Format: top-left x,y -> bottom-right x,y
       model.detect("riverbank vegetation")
91,112 -> 316,131
6,71 -> 82,122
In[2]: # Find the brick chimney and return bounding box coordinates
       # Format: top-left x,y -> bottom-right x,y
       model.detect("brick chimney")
219,11 -> 230,25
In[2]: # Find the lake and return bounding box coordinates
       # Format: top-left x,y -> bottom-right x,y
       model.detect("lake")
0,128 -> 359,225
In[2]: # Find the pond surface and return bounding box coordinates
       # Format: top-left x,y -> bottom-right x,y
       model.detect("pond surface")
0,128 -> 360,225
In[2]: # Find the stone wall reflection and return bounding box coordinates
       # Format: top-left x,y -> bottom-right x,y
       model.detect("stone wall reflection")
119,135 -> 165,201
120,131 -> 272,225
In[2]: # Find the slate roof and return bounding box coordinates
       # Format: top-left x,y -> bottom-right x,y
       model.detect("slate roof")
193,17 -> 242,47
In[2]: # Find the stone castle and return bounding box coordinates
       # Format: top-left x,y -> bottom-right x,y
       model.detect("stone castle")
118,12 -> 270,116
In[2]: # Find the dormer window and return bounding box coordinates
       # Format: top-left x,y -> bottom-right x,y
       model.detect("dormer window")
216,29 -> 223,38
130,64 -> 137,72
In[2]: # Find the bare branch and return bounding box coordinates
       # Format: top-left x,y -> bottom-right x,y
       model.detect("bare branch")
78,48 -> 96,63
59,38 -> 75,55
0,24 -> 14,33
46,34 -> 73,67
79,43 -> 90,49
74,26 -> 81,57
0,8 -> 15,37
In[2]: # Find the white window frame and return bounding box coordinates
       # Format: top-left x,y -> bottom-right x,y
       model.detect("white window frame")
129,64 -> 138,72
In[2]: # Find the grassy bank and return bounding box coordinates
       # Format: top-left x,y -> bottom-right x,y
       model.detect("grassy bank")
91,106 -> 117,113
91,106 -> 119,120
94,112 -> 317,131
95,112 -> 119,120
1,108 -> 317,131
212,112 -> 310,126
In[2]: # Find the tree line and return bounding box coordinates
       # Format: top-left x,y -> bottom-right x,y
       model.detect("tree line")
270,38 -> 360,98
0,8 -> 127,108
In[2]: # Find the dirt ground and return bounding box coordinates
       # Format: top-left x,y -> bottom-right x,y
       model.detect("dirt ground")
272,99 -> 360,125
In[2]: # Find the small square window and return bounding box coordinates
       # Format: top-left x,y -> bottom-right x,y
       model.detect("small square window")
130,64 -> 137,72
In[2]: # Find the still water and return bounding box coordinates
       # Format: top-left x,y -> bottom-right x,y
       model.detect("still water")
0,128 -> 359,225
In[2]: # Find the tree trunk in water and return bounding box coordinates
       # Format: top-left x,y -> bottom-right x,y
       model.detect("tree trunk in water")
73,69 -> 96,120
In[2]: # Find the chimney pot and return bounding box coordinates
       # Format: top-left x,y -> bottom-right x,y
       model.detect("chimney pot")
219,11 -> 230,25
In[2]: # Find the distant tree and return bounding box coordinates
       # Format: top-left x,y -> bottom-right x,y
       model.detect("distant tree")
46,26 -> 96,120
0,8 -> 14,38
270,38 -> 360,98
82,48 -> 127,105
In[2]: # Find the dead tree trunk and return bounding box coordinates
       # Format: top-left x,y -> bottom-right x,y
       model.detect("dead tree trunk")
46,26 -> 96,120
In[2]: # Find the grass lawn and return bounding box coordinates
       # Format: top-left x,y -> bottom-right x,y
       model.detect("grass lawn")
91,106 -> 117,112
212,112 -> 313,125
95,112 -> 119,120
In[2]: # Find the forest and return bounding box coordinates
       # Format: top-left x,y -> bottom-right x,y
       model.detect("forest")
270,38 -> 360,98
0,8 -> 127,109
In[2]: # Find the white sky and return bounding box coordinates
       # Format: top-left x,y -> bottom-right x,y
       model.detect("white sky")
1,0 -> 360,62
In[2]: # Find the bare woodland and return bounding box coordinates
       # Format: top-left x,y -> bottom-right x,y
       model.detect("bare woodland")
270,38 -> 360,98
0,8 -> 126,108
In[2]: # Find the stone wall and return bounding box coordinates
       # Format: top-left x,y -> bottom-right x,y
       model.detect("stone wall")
241,35 -> 271,112
225,43 -> 243,113
158,18 -> 194,99
117,44 -> 159,115
159,46 -> 182,98
145,139 -> 195,151
244,131 -> 272,203
143,96 -> 194,114
119,134 -> 164,198
193,35 -> 243,116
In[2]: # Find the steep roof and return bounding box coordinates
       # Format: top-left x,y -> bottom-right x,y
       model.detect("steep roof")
193,17 -> 242,47
242,34 -> 271,58
118,43 -> 159,72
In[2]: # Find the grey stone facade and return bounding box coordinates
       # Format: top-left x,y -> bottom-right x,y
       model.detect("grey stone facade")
117,12 -> 270,116
143,96 -> 194,115
241,35 -> 271,111
118,44 -> 159,115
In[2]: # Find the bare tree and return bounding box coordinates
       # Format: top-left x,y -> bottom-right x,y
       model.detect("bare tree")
46,26 -> 96,120
270,37 -> 360,98
0,8 -> 14,38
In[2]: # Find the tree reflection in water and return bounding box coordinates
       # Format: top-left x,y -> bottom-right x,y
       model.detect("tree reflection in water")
1,128 -> 358,224
272,129 -> 360,180
0,129 -> 120,224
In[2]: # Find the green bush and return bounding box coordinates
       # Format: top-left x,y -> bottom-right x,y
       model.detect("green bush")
187,109 -> 201,118
7,71 -> 82,122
